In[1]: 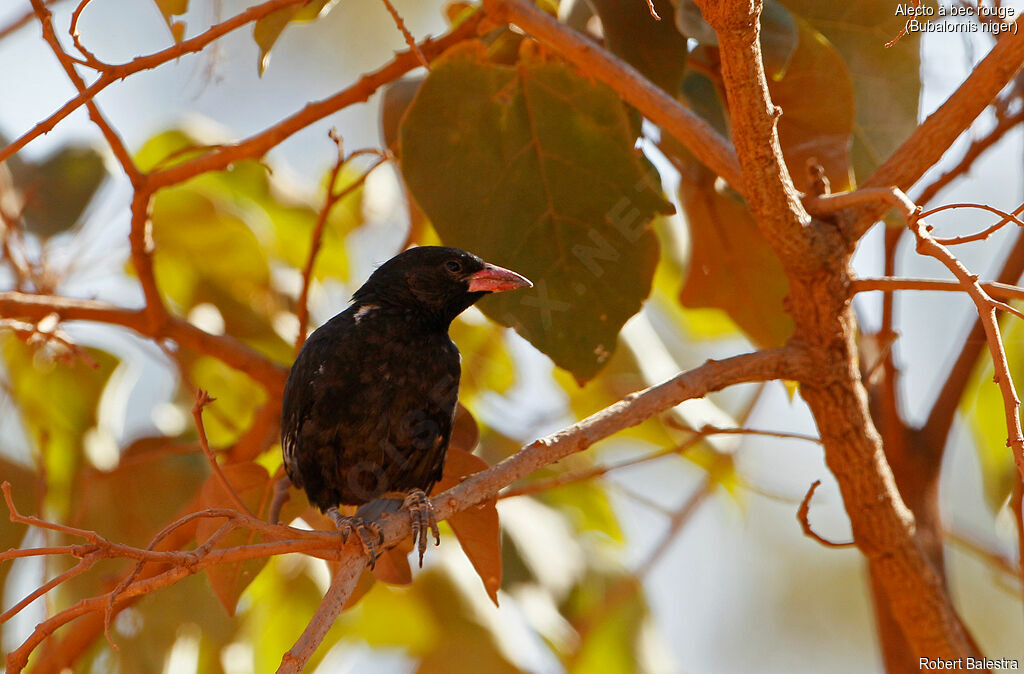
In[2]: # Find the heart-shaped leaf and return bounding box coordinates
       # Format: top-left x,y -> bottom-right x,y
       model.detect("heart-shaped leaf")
401,42 -> 674,382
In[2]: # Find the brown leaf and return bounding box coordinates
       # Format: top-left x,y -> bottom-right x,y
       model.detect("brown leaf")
678,161 -> 794,348
450,402 -> 480,454
373,544 -> 413,585
768,19 -> 855,192
195,462 -> 271,615
434,448 -> 501,606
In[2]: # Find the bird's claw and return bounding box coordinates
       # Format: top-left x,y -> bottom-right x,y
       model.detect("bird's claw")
325,507 -> 384,568
402,489 -> 440,568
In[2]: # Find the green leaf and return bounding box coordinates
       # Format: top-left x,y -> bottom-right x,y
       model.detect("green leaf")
242,557 -> 349,674
253,0 -> 338,75
342,580 -> 439,653
401,42 -> 674,382
415,569 -> 520,674
778,0 -> 927,182
588,0 -> 689,94
136,129 -> 344,365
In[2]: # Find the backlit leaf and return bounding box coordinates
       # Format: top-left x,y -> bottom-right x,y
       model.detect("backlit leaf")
195,461 -> 272,615
1,337 -> 118,516
566,573 -> 647,674
401,42 -> 674,382
678,161 -> 794,348
434,447 -> 501,605
242,556 -> 350,674
254,0 -> 337,75
539,479 -> 622,543
778,0 -> 926,182
961,315 -> 1024,512
152,0 -> 188,43
769,19 -> 855,192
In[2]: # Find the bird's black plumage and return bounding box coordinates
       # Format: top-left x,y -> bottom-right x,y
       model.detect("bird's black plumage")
280,246 -> 530,520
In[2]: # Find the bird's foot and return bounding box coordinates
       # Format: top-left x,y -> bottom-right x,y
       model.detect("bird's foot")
402,489 -> 440,568
325,507 -> 384,567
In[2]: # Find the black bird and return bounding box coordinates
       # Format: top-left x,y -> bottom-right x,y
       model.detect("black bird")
277,246 -> 531,563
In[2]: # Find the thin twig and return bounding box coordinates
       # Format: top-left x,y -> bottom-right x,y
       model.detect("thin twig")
797,480 -> 855,549
378,0 -> 430,69
191,390 -> 254,517
636,477 -> 715,579
68,0 -> 105,69
0,0 -> 316,165
851,277 -> 1024,302
0,554 -> 98,624
29,0 -> 139,184
926,201 -> 1024,245
854,15 -> 1024,240
922,228 -> 1024,453
145,13 -> 483,190
295,139 -> 388,354
0,0 -> 63,42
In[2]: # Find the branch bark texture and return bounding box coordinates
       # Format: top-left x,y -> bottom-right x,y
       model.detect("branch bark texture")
687,0 -> 978,660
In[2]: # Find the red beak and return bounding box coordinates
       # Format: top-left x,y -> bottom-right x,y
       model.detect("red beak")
467,263 -> 533,293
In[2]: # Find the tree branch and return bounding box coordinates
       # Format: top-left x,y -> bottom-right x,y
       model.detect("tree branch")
0,0 -> 314,164
852,15 -> 1024,240
685,0 -> 978,660
689,0 -> 812,271
0,292 -> 287,395
3,347 -> 808,672
145,12 -> 483,190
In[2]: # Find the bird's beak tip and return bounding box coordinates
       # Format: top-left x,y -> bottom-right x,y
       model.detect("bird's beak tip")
468,263 -> 532,293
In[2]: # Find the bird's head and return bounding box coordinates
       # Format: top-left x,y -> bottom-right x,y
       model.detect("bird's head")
353,246 -> 532,328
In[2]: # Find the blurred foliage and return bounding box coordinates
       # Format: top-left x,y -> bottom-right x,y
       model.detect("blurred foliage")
963,315 -> 1024,513
254,0 -> 339,75
1,337 -> 118,516
5,144 -> 108,239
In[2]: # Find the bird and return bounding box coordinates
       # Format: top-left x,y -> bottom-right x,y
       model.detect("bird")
275,246 -> 531,565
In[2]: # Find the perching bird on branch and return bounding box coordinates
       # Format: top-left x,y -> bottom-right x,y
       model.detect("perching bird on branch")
274,246 -> 531,565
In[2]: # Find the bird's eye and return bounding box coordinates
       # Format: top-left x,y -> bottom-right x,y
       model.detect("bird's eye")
445,260 -> 463,273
